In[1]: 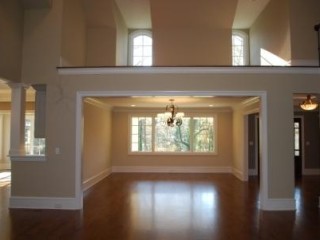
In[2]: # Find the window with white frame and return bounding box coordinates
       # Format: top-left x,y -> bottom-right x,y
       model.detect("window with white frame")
130,115 -> 216,154
0,112 -> 45,157
129,30 -> 153,66
25,114 -> 46,155
232,30 -> 249,66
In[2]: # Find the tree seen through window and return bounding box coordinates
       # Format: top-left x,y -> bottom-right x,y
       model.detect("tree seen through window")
130,115 -> 216,153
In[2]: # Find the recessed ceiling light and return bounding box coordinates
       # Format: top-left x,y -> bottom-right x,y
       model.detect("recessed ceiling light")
131,105 -> 136,107
209,105 -> 213,107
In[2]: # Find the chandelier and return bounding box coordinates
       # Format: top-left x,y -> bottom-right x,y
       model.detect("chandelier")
157,99 -> 184,127
300,94 -> 318,111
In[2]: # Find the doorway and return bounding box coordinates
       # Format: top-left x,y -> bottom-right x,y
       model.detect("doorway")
248,113 -> 260,178
294,117 -> 303,179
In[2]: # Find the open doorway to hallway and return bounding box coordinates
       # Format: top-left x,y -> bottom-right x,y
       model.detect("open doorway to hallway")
248,113 -> 260,180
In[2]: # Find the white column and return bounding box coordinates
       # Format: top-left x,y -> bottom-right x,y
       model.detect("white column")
8,83 -> 28,156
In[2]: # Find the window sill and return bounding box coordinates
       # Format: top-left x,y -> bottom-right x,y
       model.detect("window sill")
128,152 -> 217,156
10,155 -> 46,162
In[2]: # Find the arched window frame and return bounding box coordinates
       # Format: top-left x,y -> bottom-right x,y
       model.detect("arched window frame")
232,30 -> 249,66
128,30 -> 153,66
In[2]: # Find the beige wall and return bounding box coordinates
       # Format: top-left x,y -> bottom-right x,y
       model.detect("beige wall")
83,100 -> 112,184
0,0 -> 24,82
86,27 -> 116,66
250,0 -> 291,65
84,0 -> 117,66
153,28 -> 233,66
12,69 -> 316,201
111,109 -> 233,168
0,113 -> 10,162
21,0 -> 63,84
113,2 -> 128,66
150,0 -> 237,65
61,0 -> 86,66
290,0 -> 320,65
4,1 -> 320,209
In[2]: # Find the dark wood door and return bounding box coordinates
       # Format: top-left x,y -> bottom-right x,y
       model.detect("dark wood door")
294,118 -> 302,179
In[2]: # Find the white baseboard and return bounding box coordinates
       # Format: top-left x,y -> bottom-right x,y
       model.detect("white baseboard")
112,166 -> 232,173
9,196 -> 81,210
248,169 -> 258,176
259,198 -> 296,211
82,168 -> 112,191
232,168 -> 247,181
303,168 -> 320,175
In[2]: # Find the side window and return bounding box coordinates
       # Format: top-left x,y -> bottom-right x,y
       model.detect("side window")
232,30 -> 249,66
129,30 -> 153,66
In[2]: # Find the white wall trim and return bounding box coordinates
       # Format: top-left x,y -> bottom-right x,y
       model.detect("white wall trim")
259,198 -> 296,211
303,168 -> 320,175
82,168 -> 112,191
112,166 -> 232,173
248,169 -> 258,176
75,90 -> 268,211
9,196 -> 81,210
84,97 -> 112,110
10,155 -> 46,162
232,168 -> 246,181
58,66 -> 320,75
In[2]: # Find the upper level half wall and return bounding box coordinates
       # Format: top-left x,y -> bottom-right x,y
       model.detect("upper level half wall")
250,0 -> 291,66
0,0 -> 24,82
150,0 -> 237,66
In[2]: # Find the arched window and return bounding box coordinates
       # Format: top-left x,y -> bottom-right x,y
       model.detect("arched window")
232,30 -> 249,66
129,30 -> 153,66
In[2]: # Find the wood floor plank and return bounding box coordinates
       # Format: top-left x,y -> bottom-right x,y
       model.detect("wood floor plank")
0,173 -> 319,240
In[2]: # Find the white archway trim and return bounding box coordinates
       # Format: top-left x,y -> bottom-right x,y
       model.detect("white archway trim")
73,90 -> 292,211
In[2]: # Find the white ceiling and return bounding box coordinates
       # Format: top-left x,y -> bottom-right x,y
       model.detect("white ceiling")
114,0 -> 271,29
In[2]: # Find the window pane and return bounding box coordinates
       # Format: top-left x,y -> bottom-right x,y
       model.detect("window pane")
132,126 -> 139,134
131,117 -> 152,152
132,135 -> 138,143
155,117 -> 191,152
143,46 -> 152,57
142,57 -> 152,66
133,57 -> 143,66
25,117 -> 46,155
131,115 -> 216,154
133,46 -> 143,57
143,36 -> 152,45
193,117 -> 214,152
133,36 -> 143,45
232,32 -> 247,66
130,32 -> 153,66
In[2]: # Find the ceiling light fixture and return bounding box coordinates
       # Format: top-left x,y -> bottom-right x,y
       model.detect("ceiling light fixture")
300,95 -> 318,111
157,99 -> 184,127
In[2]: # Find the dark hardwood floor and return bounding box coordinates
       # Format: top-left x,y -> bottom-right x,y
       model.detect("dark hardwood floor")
0,173 -> 319,240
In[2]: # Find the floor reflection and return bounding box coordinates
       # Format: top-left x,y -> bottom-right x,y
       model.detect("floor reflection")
130,181 -> 218,234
